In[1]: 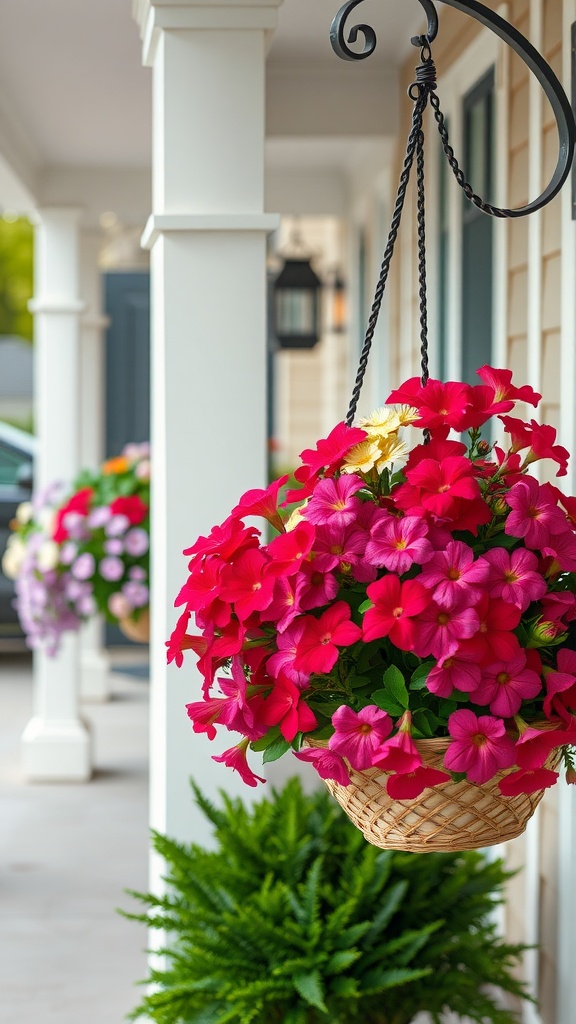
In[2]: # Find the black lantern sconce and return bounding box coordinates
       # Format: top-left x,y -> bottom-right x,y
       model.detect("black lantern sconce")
273,255 -> 323,350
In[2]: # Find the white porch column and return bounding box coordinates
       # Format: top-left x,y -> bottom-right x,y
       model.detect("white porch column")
78,229 -> 111,703
22,207 -> 91,782
134,0 -> 281,849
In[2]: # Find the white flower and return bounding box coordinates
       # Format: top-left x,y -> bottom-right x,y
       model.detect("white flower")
36,540 -> 60,572
15,501 -> 33,525
38,508 -> 56,534
1,535 -> 26,579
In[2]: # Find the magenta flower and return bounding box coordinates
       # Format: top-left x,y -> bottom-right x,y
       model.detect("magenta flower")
299,563 -> 340,611
498,768 -> 559,796
481,546 -> 547,611
299,421 -> 367,477
329,705 -> 392,770
505,476 -> 567,548
386,766 -> 451,800
418,541 -> 489,609
541,528 -> 576,572
426,650 -> 482,697
515,719 -> 576,770
444,710 -> 516,784
260,674 -> 317,742
295,602 -> 362,675
464,595 -> 521,664
399,456 -> 480,518
293,747 -> 350,786
365,515 -> 433,574
266,621 -> 309,687
373,730 -> 422,774
543,647 -> 576,717
261,574 -> 305,632
471,654 -> 542,718
363,575 -> 432,649
313,521 -> 371,577
304,474 -> 364,528
212,741 -> 266,787
412,600 -> 479,661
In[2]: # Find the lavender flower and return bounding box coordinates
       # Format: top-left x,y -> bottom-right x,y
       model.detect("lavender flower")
128,566 -> 147,582
106,514 -> 130,538
124,528 -> 149,557
122,580 -> 149,608
99,556 -> 124,582
71,552 -> 95,580
104,538 -> 124,556
87,506 -> 112,529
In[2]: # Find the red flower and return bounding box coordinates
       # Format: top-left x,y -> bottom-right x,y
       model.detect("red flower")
458,385 -> 515,431
477,366 -> 541,407
398,456 -> 480,519
53,487 -> 94,542
166,609 -> 209,668
212,741 -> 266,787
295,602 -> 362,675
220,549 -> 275,621
259,674 -> 317,741
299,421 -> 367,478
363,575 -> 432,649
498,768 -> 559,797
386,765 -> 451,800
463,595 -> 521,664
387,379 -> 471,431
231,475 -> 289,531
110,494 -> 148,525
184,515 -> 260,563
515,718 -> 576,770
265,521 -> 315,578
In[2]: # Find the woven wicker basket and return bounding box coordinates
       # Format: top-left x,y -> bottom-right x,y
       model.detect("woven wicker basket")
118,609 -> 150,644
307,737 -> 559,853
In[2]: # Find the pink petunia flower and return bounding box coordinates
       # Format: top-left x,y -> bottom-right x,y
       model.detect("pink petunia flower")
418,541 -> 489,608
293,747 -> 350,786
444,709 -> 516,784
524,421 -> 570,477
313,521 -> 371,577
212,740 -> 266,787
365,515 -> 434,574
373,729 -> 422,774
505,476 -> 567,549
481,546 -> 547,611
266,621 -> 310,687
543,647 -> 576,717
363,575 -> 432,649
295,602 -> 362,675
184,515 -> 260,563
515,718 -> 576,770
259,674 -> 317,742
498,768 -> 559,796
304,475 -> 365,528
261,574 -> 306,632
299,562 -> 341,611
540,528 -> 576,572
426,649 -> 482,697
329,705 -> 392,770
471,653 -> 542,718
412,600 -> 479,662
385,765 -> 452,800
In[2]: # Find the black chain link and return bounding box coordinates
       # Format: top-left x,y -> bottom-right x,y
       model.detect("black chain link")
345,50 -> 435,426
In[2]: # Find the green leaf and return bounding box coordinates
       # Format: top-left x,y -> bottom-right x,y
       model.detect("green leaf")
411,710 -> 434,739
262,736 -> 291,763
410,663 -> 433,690
371,690 -> 405,717
293,971 -> 328,1013
359,599 -> 373,614
326,949 -> 361,973
382,665 -> 409,709
250,727 -> 281,752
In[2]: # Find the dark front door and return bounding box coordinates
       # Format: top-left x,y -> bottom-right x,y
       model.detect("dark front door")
104,271 -> 150,647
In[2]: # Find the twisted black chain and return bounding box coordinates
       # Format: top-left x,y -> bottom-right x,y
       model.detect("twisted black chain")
346,50 -> 436,426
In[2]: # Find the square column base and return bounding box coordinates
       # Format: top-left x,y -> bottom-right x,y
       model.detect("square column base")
21,716 -> 92,782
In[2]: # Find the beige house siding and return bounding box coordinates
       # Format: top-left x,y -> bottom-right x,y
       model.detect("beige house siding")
388,4 -> 568,1024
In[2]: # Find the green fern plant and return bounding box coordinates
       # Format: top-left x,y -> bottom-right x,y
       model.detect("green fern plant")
123,778 -> 531,1024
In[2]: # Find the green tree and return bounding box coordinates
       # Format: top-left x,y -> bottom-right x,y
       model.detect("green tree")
0,216 -> 33,341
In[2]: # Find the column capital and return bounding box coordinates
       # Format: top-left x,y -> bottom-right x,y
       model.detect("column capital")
30,206 -> 84,227
133,0 -> 283,66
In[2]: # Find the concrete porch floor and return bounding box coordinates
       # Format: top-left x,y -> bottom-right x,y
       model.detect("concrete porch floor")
0,653 -> 150,1024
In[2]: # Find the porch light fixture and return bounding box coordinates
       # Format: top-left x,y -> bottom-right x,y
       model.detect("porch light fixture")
273,255 -> 323,350
330,269 -> 347,333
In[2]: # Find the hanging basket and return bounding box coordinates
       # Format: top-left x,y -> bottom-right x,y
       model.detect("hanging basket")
307,738 -> 561,853
119,609 -> 150,644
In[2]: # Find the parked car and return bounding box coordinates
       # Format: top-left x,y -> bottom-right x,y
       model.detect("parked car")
0,422 -> 35,643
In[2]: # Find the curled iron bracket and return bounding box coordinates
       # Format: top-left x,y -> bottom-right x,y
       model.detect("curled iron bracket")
330,0 -> 576,218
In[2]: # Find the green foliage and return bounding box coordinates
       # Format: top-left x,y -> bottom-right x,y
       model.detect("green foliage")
0,217 -> 34,341
123,779 -> 531,1024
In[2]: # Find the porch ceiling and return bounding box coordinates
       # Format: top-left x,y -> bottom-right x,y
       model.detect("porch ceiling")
0,0 -> 422,213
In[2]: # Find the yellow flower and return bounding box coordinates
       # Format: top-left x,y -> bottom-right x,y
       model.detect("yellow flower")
285,502 -> 308,532
375,436 -> 409,472
359,407 -> 402,438
395,405 -> 420,426
341,439 -> 382,475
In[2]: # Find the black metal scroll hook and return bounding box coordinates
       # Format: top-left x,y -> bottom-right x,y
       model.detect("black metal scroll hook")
330,0 -> 576,218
